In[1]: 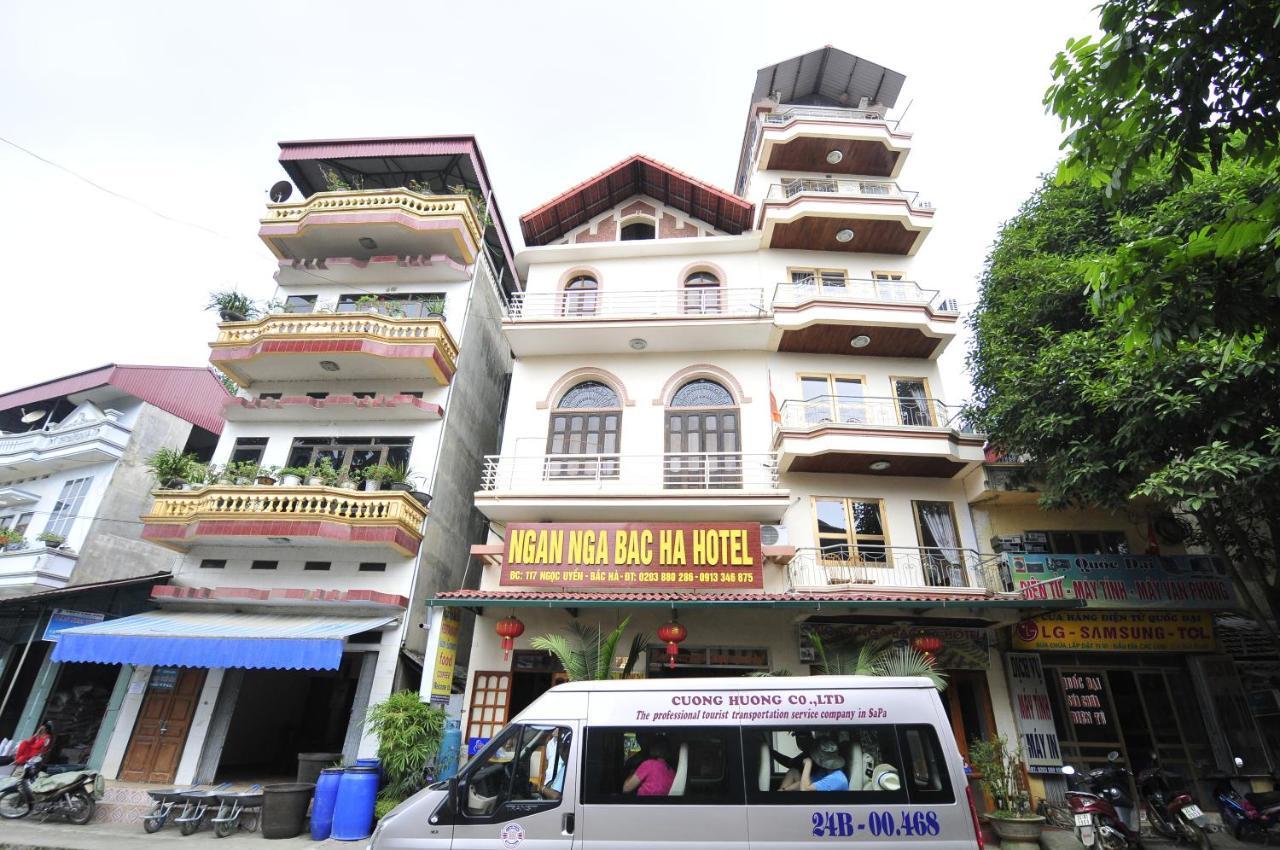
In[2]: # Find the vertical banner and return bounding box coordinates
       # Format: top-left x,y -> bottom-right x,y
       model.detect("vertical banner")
1004,653 -> 1063,774
421,606 -> 462,706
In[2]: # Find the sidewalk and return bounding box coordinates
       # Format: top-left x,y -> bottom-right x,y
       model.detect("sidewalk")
0,817 -> 353,850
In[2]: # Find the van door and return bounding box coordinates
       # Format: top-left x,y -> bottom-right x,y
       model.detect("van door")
577,725 -> 748,850
451,722 -> 578,850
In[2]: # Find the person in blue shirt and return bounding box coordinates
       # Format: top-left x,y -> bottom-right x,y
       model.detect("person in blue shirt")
780,738 -> 849,792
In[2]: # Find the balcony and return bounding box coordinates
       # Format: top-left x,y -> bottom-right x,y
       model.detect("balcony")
502,289 -> 773,355
787,546 -> 1005,596
223,393 -> 443,423
259,189 -> 484,265
772,279 -> 959,358
774,396 -> 986,477
964,463 -> 1040,505
753,106 -> 912,179
475,452 -> 789,522
0,418 -> 131,477
759,179 -> 934,255
209,312 -> 458,388
142,485 -> 428,557
0,546 -> 79,597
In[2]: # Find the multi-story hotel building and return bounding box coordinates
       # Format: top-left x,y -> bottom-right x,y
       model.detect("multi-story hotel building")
52,137 -> 519,785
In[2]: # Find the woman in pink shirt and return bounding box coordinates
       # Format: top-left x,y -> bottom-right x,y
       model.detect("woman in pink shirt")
623,738 -> 675,796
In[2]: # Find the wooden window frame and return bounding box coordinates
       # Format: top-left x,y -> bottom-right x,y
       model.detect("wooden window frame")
889,375 -> 935,427
680,269 -> 723,315
911,499 -> 966,586
466,669 -> 513,745
560,274 -> 600,317
796,372 -> 867,424
871,270 -> 907,281
787,266 -> 849,289
811,496 -> 892,568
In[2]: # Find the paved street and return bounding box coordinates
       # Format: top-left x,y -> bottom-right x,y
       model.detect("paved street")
0,817 -> 350,849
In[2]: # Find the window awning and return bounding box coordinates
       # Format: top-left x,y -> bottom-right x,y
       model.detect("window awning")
51,611 -> 397,671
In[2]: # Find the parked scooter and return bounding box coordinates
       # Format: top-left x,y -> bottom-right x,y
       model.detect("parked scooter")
1064,752 -> 1144,850
1214,757 -> 1280,843
0,756 -> 102,823
1137,753 -> 1211,850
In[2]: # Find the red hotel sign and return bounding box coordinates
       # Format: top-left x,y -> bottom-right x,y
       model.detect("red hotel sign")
500,522 -> 763,589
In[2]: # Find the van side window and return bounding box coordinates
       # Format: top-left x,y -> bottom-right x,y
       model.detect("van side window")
743,725 -> 910,804
897,724 -> 955,804
462,724 -> 571,819
583,727 -> 744,805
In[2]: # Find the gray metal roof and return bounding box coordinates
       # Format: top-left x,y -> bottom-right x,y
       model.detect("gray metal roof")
751,46 -> 905,109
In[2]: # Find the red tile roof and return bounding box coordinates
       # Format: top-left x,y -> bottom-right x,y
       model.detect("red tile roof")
520,155 -> 755,246
435,588 -> 990,604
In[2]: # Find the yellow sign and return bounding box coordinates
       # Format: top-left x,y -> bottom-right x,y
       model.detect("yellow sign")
430,608 -> 461,699
1012,611 -> 1215,652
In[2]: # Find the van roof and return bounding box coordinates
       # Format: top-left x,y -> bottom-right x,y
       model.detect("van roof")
552,675 -> 938,692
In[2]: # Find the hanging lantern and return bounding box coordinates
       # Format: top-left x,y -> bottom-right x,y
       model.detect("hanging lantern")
656,620 -> 688,670
495,615 -> 525,661
913,635 -> 943,661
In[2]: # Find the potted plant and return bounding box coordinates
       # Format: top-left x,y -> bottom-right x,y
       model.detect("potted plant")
280,466 -> 309,487
256,465 -> 280,486
360,465 -> 388,491
0,528 -> 27,549
225,460 -> 260,485
37,531 -> 66,548
968,735 -> 1043,850
383,463 -> 413,492
336,468 -> 359,490
207,289 -> 258,323
423,295 -> 446,320
146,447 -> 195,489
185,462 -> 208,489
311,458 -> 339,487
362,464 -> 407,491
354,294 -> 382,314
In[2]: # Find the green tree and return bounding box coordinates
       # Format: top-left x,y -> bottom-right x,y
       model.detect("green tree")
966,160 -> 1280,626
808,634 -> 948,691
529,616 -> 648,681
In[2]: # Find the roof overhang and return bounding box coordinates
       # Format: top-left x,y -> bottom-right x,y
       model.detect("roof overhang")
433,590 -> 1085,612
751,47 -> 906,109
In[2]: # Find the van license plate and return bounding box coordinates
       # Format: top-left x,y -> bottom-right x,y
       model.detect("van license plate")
1074,814 -> 1093,827
1181,805 -> 1203,819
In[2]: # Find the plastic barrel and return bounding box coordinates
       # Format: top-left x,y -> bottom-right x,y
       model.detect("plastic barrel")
296,751 -> 342,785
310,768 -> 344,841
261,783 -> 315,840
331,767 -> 379,841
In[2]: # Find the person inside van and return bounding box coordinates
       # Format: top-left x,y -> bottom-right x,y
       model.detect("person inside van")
780,738 -> 849,792
771,730 -> 815,773
622,737 -> 676,796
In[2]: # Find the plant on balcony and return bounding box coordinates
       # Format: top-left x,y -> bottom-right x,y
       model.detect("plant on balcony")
320,166 -> 362,192
423,296 -> 446,320
255,465 -> 280,486
406,178 -> 434,196
449,184 -> 491,228
968,735 -> 1043,846
529,616 -> 649,681
279,466 -> 310,486
146,447 -> 197,489
310,457 -> 339,487
0,528 -> 26,549
206,289 -> 258,323
354,294 -> 382,314
224,460 -> 261,485
336,467 -> 360,490
36,531 -> 66,548
808,633 -> 948,691
362,463 -> 412,492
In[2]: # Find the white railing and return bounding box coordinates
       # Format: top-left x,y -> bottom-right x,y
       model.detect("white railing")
480,452 -> 781,492
777,396 -> 977,434
0,419 -> 131,462
506,289 -> 769,321
762,105 -> 892,126
773,279 -> 955,312
766,179 -> 930,210
788,546 -> 1006,593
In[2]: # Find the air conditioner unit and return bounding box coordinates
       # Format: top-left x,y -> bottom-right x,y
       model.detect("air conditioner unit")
760,524 -> 790,546
991,535 -> 1023,553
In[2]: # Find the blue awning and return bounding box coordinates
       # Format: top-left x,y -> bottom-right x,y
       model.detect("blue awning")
51,611 -> 396,670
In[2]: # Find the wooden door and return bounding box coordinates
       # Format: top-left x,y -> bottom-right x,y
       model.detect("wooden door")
120,668 -> 205,783
664,409 -> 741,488
465,670 -> 512,748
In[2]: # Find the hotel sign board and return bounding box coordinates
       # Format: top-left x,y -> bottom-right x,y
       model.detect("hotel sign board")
1012,611 -> 1216,652
1006,553 -> 1235,609
500,522 -> 763,589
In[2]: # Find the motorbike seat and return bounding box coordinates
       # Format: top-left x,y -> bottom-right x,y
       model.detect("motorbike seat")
1245,790 -> 1280,809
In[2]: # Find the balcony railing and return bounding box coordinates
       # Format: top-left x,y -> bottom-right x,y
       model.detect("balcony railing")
777,396 -> 977,433
147,485 -> 426,527
788,546 -> 1004,593
261,189 -> 483,250
480,452 -> 781,492
0,419 -> 131,470
773,279 -> 956,313
766,179 -> 930,210
762,105 -> 894,127
506,289 -> 769,321
215,311 -> 454,353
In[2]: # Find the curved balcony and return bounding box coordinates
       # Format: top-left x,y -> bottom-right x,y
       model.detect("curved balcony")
759,179 -> 934,255
754,106 -> 913,178
772,279 -> 958,358
223,393 -> 443,423
142,485 -> 428,557
775,396 -> 985,477
209,312 -> 458,388
476,452 -> 788,522
0,546 -> 79,597
0,418 -> 131,477
259,189 -> 484,265
787,546 -> 1006,595
502,288 -> 772,355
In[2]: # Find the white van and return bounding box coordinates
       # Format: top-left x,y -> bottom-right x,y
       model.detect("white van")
370,676 -> 983,850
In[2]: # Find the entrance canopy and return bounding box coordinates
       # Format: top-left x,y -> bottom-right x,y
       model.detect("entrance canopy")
51,611 -> 396,671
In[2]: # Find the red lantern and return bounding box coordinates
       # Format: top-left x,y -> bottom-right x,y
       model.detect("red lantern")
913,635 -> 943,660
495,615 -> 525,661
656,620 -> 688,670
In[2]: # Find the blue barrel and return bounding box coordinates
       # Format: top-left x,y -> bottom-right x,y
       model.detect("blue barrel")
331,767 -> 379,841
310,768 -> 343,841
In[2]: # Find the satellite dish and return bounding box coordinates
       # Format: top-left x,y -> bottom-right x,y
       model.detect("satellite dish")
20,408 -> 47,424
269,181 -> 293,203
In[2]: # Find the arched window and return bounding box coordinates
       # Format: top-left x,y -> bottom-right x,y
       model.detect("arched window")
561,275 -> 599,317
681,270 -> 722,314
620,220 -> 656,241
664,379 -> 740,489
546,380 -> 621,479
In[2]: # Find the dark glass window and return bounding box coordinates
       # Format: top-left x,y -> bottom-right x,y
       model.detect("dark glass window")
229,437 -> 268,464
200,559 -> 227,569
620,221 -> 655,241
306,392 -> 329,400
352,391 -> 376,399
582,726 -> 743,805
399,391 -> 424,399
304,561 -> 331,571
251,560 -> 278,570
257,393 -> 282,401
358,562 -> 386,572
337,293 -> 445,318
284,295 -> 317,313
285,437 -> 413,478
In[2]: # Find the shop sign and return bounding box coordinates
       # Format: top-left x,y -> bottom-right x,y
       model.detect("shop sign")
1012,611 -> 1215,652
1004,653 -> 1063,774
500,522 -> 762,589
42,609 -> 105,642
1005,553 -> 1235,609
430,607 -> 461,702
800,623 -> 990,670
148,667 -> 181,692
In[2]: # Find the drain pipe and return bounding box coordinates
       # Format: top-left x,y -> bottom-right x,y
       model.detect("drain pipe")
0,607 -> 44,723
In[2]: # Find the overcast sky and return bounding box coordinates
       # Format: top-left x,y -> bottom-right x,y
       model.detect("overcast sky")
0,0 -> 1098,398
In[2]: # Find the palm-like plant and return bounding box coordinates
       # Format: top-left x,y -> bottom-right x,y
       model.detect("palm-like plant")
809,634 -> 948,691
365,690 -> 446,801
529,616 -> 649,681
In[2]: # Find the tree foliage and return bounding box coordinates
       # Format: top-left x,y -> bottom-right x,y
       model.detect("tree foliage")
966,160 -> 1280,624
365,690 -> 446,801
529,616 -> 648,681
809,634 -> 948,691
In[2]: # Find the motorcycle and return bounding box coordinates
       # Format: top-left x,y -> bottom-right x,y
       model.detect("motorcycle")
1137,753 -> 1211,850
1063,751 -> 1143,850
1215,757 -> 1280,843
0,756 -> 102,823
